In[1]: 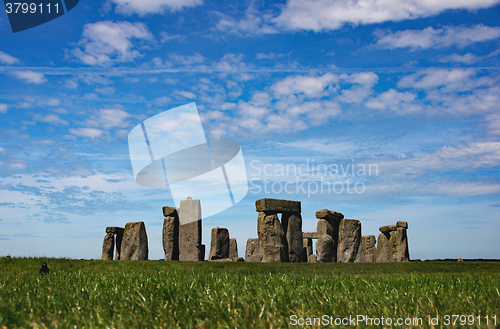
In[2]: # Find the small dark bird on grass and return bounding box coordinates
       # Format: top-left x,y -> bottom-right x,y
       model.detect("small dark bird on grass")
39,262 -> 49,274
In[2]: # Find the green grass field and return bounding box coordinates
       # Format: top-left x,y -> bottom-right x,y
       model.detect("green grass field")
0,257 -> 499,328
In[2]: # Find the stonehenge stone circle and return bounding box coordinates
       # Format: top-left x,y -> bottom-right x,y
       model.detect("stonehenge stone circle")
121,222 -> 148,260
376,232 -> 391,262
245,238 -> 259,260
337,219 -> 362,263
316,235 -> 335,262
209,227 -> 230,260
179,197 -> 204,261
303,232 -> 318,239
355,235 -> 376,263
163,207 -> 179,261
229,238 -> 238,259
257,212 -> 288,262
303,238 -> 313,259
282,212 -> 304,262
102,232 -> 114,260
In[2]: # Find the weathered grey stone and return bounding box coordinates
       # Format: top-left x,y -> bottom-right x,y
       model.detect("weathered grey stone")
115,230 -> 123,260
355,235 -> 376,263
162,206 -> 178,217
389,227 -> 409,262
229,238 -> 238,259
337,219 -> 361,263
179,197 -> 201,225
179,220 -> 203,261
303,238 -> 313,257
247,254 -> 263,262
308,254 -> 317,263
315,209 -> 344,221
282,212 -> 303,262
106,227 -> 124,234
163,215 -> 179,261
316,235 -> 334,263
257,212 -> 288,262
120,222 -> 148,260
255,198 -> 301,213
396,221 -> 408,229
376,232 -> 391,262
208,227 -> 229,260
303,232 -> 318,239
317,219 -> 335,237
245,238 -> 259,260
102,232 -> 114,260
379,225 -> 397,233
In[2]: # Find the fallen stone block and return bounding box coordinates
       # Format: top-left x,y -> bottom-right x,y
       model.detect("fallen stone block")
255,198 -> 301,213
120,222 -> 148,260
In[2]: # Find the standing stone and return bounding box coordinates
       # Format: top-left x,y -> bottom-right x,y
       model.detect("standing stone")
229,238 -> 238,259
303,238 -> 313,258
102,233 -> 114,260
316,235 -> 334,263
376,232 -> 391,262
120,222 -> 148,260
178,198 -> 203,261
245,238 -> 259,260
115,230 -> 123,260
337,219 -> 361,263
308,254 -> 317,263
106,227 -> 124,260
208,227 -> 230,260
389,227 -> 409,262
257,212 -> 288,262
163,210 -> 179,261
282,212 -> 304,262
316,209 -> 343,262
317,219 -> 335,237
396,221 -> 408,229
355,235 -> 376,263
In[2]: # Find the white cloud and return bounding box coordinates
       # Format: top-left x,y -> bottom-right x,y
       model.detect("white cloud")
108,0 -> 202,16
486,113 -> 500,135
72,21 -> 154,66
0,103 -> 7,114
168,52 -> 205,65
398,68 -> 477,90
64,80 -> 78,89
273,0 -> 500,32
214,7 -> 278,36
0,146 -> 5,152
33,114 -> 69,126
69,128 -> 104,138
160,32 -> 185,43
375,25 -> 500,50
0,51 -> 20,65
438,53 -> 479,64
173,90 -> 196,99
271,73 -> 338,98
365,89 -> 423,114
256,52 -> 286,60
84,109 -> 130,129
12,70 -> 47,84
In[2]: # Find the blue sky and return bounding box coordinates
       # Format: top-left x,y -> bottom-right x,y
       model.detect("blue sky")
0,0 -> 499,260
